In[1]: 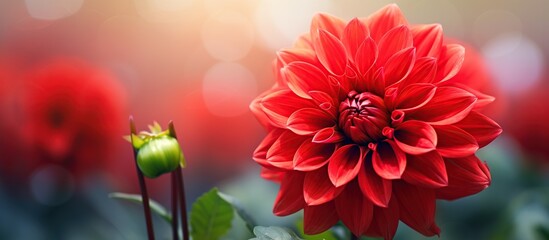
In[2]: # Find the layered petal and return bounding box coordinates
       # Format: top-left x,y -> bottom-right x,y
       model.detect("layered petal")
435,44 -> 465,83
310,13 -> 345,39
354,37 -> 378,76
328,144 -> 364,187
303,201 -> 339,235
358,152 -> 392,207
287,108 -> 336,135
393,83 -> 436,112
335,181 -> 374,237
437,155 -> 491,200
399,57 -> 437,87
402,151 -> 448,188
273,171 -> 306,216
383,47 -> 416,87
434,125 -> 479,158
365,4 -> 408,42
293,141 -> 335,171
407,86 -> 477,125
394,120 -> 437,155
411,24 -> 443,58
365,197 -> 400,240
394,182 -> 440,237
303,166 -> 345,205
261,89 -> 316,128
377,25 -> 413,66
253,128 -> 285,167
372,140 -> 407,179
342,18 -> 369,61
313,29 -> 348,76
284,61 -> 332,99
312,127 -> 345,143
266,131 -> 308,169
454,111 -> 502,147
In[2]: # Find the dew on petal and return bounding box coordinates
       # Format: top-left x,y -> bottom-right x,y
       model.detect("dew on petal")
25,0 -> 84,20
203,62 -> 257,117
482,33 -> 544,95
201,11 -> 254,61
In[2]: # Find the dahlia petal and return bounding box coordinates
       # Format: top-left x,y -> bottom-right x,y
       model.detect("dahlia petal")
402,151 -> 448,188
411,24 -> 443,58
365,197 -> 400,240
273,171 -> 306,216
358,152 -> 392,207
394,120 -> 437,155
312,126 -> 345,143
454,111 -> 502,147
394,182 -> 440,237
293,33 -> 314,49
355,37 -> 378,76
360,67 -> 385,97
313,29 -> 349,76
407,86 -> 477,125
309,90 -> 338,117
436,155 -> 491,200
277,48 -> 318,67
435,44 -> 465,83
434,125 -> 479,158
303,166 -> 345,205
393,83 -> 436,112
310,13 -> 346,39
253,128 -> 285,166
405,57 -> 438,87
260,167 -> 285,183
366,4 -> 408,42
372,140 -> 407,180
335,181 -> 374,237
287,108 -> 335,135
449,83 -> 495,110
250,92 -> 274,129
303,201 -> 339,235
261,89 -> 316,128
293,140 -> 335,171
266,131 -> 309,169
284,61 -> 331,99
342,18 -> 370,61
384,47 -> 416,87
377,25 -> 413,66
328,144 -> 364,187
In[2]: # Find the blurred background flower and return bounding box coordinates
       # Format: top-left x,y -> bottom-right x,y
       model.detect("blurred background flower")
0,0 -> 548,239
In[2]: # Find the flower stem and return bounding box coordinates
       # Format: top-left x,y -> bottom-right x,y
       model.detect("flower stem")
171,172 -> 179,239
168,121 -> 190,240
350,234 -> 359,240
130,117 -> 155,240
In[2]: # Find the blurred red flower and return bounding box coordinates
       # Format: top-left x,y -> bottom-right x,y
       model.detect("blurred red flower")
251,4 -> 502,239
18,58 -> 126,180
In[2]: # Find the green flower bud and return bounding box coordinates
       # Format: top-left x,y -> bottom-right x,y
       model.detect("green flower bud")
136,136 -> 182,178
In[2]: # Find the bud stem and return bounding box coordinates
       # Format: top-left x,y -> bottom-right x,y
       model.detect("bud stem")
130,116 -> 156,240
168,121 -> 190,240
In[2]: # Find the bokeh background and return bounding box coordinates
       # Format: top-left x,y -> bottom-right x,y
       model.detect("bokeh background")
1,0 -> 548,239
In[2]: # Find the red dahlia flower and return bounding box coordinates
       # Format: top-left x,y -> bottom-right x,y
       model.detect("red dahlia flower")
250,4 -> 502,239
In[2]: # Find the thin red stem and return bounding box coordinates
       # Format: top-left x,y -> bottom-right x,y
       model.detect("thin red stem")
171,172 -> 179,240
176,168 -> 190,240
130,117 -> 155,240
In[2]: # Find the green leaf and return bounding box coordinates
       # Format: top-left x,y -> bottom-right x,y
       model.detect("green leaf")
190,188 -> 234,240
217,191 -> 257,233
250,226 -> 303,240
109,192 -> 172,223
296,219 -> 338,240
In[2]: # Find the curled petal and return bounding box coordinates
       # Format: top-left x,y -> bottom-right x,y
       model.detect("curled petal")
394,182 -> 440,237
266,131 -> 309,169
407,86 -> 477,125
394,83 -> 436,112
273,171 -> 306,216
365,4 -> 409,42
377,25 -> 413,66
402,151 -> 448,188
435,44 -> 465,83
313,29 -> 348,76
287,108 -> 336,135
436,155 -> 491,200
293,141 -> 335,171
335,181 -> 374,237
284,61 -> 332,99
434,125 -> 479,158
365,197 -> 400,240
394,120 -> 437,155
309,90 -> 338,117
303,201 -> 339,235
303,166 -> 345,205
358,152 -> 392,207
411,24 -> 443,58
261,89 -> 316,128
454,111 -> 502,147
342,18 -> 370,61
253,128 -> 285,166
312,127 -> 345,143
372,140 -> 407,180
310,13 -> 345,39
355,37 -> 378,76
384,47 -> 416,87
328,144 -> 364,187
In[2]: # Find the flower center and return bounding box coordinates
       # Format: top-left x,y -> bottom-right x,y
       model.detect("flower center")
338,91 -> 390,144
